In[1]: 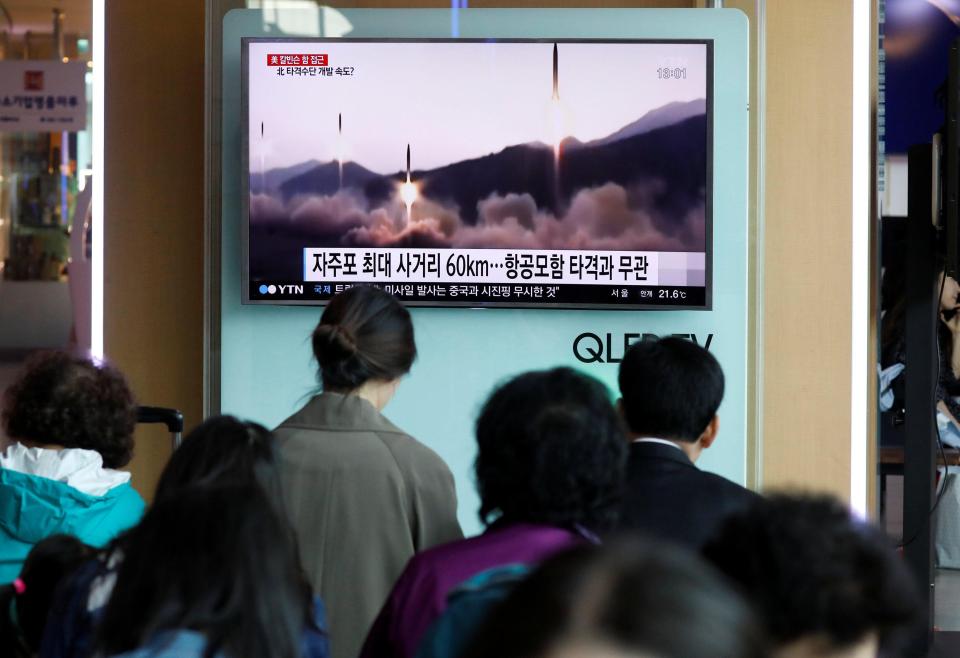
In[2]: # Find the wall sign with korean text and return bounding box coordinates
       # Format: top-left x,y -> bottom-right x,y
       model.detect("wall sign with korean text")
0,61 -> 87,133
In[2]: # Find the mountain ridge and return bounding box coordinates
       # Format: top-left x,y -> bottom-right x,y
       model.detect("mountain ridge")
257,97 -> 707,195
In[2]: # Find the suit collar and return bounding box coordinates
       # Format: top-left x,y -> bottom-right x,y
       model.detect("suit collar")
629,440 -> 697,468
632,437 -> 685,451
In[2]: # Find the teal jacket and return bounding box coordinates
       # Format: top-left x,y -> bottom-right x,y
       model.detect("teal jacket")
0,468 -> 145,583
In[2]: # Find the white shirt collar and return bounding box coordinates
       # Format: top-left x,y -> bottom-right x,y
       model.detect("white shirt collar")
631,437 -> 684,451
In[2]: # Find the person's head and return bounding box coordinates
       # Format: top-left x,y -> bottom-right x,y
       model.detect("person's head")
153,415 -> 281,507
475,367 -> 627,532
618,337 -> 724,454
0,534 -> 94,653
702,494 -> 918,658
462,541 -> 767,658
941,270 -> 960,312
312,286 -> 416,408
95,485 -> 314,658
2,351 -> 136,468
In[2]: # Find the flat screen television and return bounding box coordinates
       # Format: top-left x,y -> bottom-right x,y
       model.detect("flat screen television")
242,38 -> 712,309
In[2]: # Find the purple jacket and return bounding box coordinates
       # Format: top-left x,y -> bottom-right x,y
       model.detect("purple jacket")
359,523 -> 585,658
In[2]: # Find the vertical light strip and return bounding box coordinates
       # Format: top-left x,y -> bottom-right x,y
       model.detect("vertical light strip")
60,131 -> 69,227
91,0 -> 105,359
850,0 -> 871,516
752,0 -> 767,490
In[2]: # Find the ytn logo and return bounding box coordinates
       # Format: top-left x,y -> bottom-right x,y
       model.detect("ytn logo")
258,284 -> 304,295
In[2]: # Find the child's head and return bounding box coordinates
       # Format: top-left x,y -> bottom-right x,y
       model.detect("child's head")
153,415 -> 282,509
2,535 -> 95,652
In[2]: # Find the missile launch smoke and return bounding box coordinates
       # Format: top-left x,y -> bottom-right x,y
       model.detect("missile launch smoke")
250,180 -> 704,252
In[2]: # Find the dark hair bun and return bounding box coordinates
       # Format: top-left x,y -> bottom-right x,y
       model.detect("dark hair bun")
312,286 -> 416,391
313,324 -> 359,358
312,324 -> 369,390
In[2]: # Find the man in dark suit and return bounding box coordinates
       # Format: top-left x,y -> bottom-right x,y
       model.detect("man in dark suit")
616,337 -> 758,548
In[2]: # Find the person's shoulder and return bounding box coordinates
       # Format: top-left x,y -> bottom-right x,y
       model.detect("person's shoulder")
696,469 -> 758,501
376,534 -> 466,605
111,480 -> 146,504
75,483 -> 144,548
402,532 -> 479,571
103,482 -> 146,518
376,430 -> 452,477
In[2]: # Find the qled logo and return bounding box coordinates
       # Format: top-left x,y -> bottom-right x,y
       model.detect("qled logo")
573,332 -> 715,364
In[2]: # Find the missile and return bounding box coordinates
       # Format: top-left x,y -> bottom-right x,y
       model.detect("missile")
261,121 -> 264,138
552,43 -> 559,100
337,113 -> 344,189
400,143 -> 418,223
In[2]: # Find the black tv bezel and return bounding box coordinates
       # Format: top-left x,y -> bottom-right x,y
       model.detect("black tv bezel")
241,36 -> 714,311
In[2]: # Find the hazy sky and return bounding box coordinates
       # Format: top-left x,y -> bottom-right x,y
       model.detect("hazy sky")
248,41 -> 707,173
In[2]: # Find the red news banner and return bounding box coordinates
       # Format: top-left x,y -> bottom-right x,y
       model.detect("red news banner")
267,54 -> 329,66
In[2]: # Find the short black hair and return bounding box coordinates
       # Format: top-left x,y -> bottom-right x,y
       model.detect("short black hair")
2,351 -> 137,468
475,367 -> 627,532
618,337 -> 723,442
154,415 -> 282,510
702,494 -> 918,652
462,540 -> 767,658
312,286 -> 416,391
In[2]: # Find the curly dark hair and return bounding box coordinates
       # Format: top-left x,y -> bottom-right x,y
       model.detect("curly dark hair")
702,494 -> 919,653
2,351 -> 137,468
475,367 -> 627,532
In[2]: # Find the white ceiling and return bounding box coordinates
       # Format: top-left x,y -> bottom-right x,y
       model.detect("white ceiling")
1,0 -> 91,37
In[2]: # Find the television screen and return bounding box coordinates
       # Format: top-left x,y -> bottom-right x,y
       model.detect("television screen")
243,38 -> 712,308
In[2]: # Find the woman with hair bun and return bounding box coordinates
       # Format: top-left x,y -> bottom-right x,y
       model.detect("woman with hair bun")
275,285 -> 462,658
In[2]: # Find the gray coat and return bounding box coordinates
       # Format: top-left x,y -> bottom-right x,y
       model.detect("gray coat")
275,393 -> 462,658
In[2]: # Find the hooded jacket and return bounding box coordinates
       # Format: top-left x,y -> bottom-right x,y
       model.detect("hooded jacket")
0,443 -> 145,583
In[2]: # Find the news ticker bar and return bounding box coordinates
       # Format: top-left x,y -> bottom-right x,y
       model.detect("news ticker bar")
302,247 -> 707,288
250,281 -> 706,307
